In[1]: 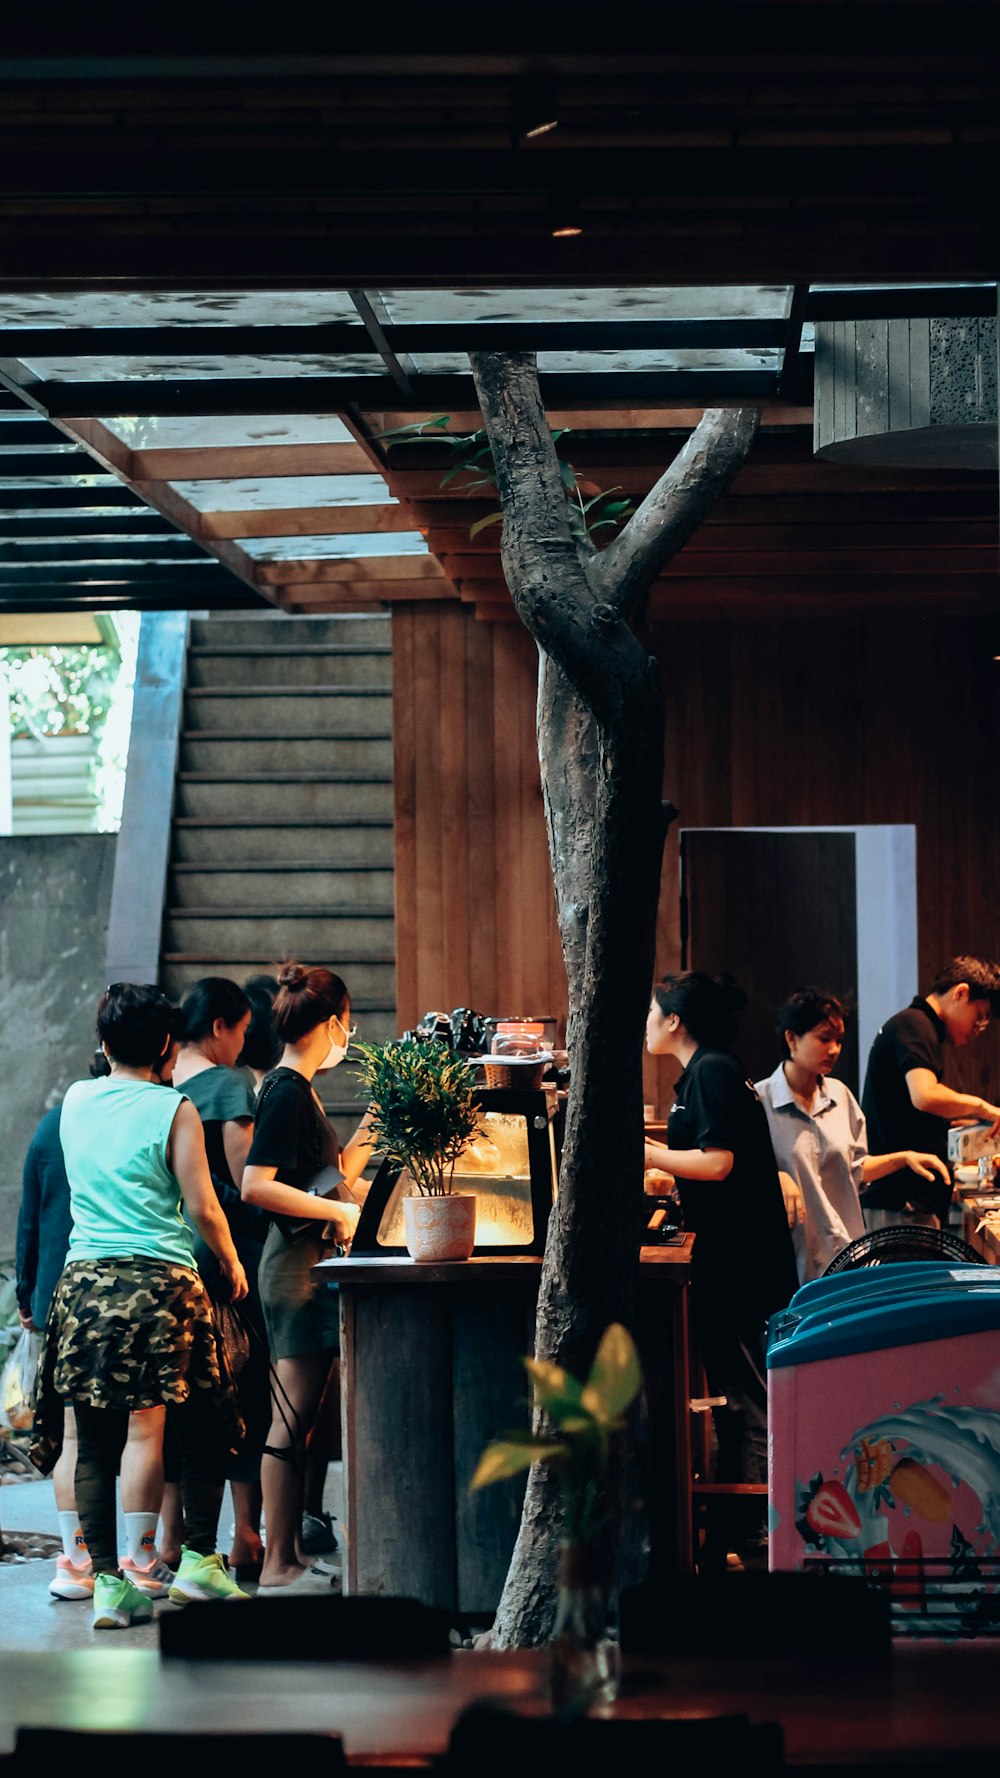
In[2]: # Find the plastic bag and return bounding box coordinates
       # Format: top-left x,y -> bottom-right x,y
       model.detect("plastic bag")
0,1327 -> 40,1431
212,1297 -> 250,1380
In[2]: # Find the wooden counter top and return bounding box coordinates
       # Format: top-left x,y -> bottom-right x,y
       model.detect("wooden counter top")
2,1642 -> 1000,1765
318,1235 -> 694,1287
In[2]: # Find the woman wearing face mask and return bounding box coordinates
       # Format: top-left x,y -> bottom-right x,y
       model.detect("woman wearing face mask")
756,988 -> 951,1284
241,963 -> 373,1593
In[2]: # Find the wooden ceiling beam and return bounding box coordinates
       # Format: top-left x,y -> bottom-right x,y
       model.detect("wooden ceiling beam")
199,504 -> 413,541
129,443 -> 372,480
254,554 -> 446,587
32,371 -> 782,419
0,222 -> 992,289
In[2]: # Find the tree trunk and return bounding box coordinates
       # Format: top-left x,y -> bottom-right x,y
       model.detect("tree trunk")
469,352 -> 759,1644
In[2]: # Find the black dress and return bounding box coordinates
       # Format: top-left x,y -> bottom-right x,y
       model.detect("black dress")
668,1045 -> 798,1492
248,1067 -> 342,1361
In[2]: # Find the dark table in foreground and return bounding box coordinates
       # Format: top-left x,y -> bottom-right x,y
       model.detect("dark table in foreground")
0,1643 -> 998,1764
320,1241 -> 694,1612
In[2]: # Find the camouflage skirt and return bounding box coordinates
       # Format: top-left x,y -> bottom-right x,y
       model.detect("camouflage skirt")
29,1255 -> 244,1475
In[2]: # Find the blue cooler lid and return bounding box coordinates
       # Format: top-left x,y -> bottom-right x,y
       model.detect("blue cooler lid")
767,1274 -> 1000,1368
768,1264 -> 997,1349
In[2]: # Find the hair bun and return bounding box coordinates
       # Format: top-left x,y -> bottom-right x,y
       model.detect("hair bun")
278,963 -> 308,992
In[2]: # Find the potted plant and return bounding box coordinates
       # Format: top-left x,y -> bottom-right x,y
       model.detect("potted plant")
471,1323 -> 642,1709
353,1038 -> 482,1261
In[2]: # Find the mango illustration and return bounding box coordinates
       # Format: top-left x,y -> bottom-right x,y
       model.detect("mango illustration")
856,1436 -> 895,1494
889,1458 -> 951,1522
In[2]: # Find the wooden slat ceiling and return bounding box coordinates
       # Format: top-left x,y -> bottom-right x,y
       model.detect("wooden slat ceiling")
0,282 -> 996,620
0,11 -> 997,621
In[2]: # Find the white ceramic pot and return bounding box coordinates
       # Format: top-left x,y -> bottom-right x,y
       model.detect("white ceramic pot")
402,1192 -> 476,1262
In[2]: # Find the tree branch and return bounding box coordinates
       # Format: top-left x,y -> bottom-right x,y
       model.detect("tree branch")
470,349 -> 654,729
592,407 -> 760,617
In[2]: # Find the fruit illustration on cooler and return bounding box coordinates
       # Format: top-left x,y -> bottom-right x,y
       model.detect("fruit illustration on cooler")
855,1437 -> 895,1494
888,1457 -> 952,1522
802,1476 -> 862,1540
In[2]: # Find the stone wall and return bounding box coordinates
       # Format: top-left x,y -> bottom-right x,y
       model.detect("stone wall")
0,835 -> 116,1263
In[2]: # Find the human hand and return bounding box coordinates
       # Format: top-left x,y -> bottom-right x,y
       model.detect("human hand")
903,1151 -> 951,1186
983,1106 -> 1000,1141
220,1255 -> 249,1301
329,1201 -> 361,1247
779,1171 -> 805,1228
17,1309 -> 36,1332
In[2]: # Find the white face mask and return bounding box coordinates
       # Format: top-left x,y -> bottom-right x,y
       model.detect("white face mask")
320,1015 -> 351,1071
321,1037 -> 348,1071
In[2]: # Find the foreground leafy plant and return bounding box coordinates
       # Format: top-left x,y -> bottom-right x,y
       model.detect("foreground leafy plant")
470,1323 -> 642,1545
353,1038 -> 481,1197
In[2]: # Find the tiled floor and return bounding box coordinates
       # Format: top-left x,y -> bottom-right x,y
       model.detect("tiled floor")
0,1469 -> 343,1652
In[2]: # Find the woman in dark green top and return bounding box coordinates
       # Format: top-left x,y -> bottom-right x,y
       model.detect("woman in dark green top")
172,976 -> 269,1580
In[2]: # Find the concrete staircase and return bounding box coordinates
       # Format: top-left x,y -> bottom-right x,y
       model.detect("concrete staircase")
159,611 -> 396,1133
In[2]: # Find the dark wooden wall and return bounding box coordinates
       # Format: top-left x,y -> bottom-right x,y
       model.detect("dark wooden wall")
392,603 -> 566,1034
392,602 -> 1000,1112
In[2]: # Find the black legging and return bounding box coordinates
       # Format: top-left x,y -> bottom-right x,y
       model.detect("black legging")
74,1396 -> 228,1575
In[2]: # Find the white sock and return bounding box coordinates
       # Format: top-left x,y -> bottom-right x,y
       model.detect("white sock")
58,1512 -> 88,1563
124,1512 -> 160,1566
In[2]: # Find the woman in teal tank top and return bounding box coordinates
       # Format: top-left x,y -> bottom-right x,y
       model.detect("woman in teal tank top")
32,983 -> 250,1629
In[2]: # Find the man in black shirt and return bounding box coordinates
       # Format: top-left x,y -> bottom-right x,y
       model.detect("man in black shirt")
861,955 -> 1000,1222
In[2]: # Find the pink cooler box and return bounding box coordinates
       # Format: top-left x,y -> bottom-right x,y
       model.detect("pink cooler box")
767,1264 -> 1000,1634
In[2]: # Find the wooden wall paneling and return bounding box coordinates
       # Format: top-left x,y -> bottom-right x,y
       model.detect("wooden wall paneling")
464,610 -> 499,1017
490,622 -> 528,1017
413,610 -> 447,1018
391,606 -> 418,1032
439,604 -> 472,1014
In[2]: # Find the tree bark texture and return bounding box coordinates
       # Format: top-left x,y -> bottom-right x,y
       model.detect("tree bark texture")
469,353 -> 759,1644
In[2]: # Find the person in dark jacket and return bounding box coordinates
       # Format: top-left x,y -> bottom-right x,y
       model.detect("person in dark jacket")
644,971 -> 798,1561
17,1104 -> 91,1598
861,955 -> 1000,1228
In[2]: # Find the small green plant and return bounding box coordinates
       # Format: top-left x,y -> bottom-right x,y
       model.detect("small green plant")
375,415 -> 634,543
353,1038 -> 482,1197
470,1324 -> 642,1545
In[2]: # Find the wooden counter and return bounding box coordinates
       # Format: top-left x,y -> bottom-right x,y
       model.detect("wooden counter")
318,1240 -> 694,1614
3,1642 -> 1000,1765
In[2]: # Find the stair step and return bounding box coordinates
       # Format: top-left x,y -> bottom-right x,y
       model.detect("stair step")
184,690 -> 391,734
161,956 -> 396,1001
189,644 -> 392,657
185,685 -> 389,697
186,650 -> 392,688
167,905 -> 395,918
175,779 -> 394,820
189,615 -> 390,648
165,909 -> 394,954
178,772 -> 393,784
170,827 -> 394,867
179,735 -> 393,774
170,867 -> 394,910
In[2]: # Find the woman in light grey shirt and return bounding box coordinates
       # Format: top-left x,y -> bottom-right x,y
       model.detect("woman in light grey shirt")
756,988 -> 949,1283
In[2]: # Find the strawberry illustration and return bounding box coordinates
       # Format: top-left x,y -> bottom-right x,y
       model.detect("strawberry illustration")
804,1478 -> 862,1540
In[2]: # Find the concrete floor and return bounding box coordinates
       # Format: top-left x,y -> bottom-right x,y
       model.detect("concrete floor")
0,1469 -> 343,1651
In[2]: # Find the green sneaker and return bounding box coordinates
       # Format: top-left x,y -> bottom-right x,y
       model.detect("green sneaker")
168,1547 -> 249,1604
92,1572 -> 155,1630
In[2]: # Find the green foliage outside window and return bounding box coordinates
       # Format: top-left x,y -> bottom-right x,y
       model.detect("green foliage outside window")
0,644 -> 121,741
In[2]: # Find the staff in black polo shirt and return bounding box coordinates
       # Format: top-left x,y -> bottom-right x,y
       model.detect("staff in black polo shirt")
861,955 -> 1000,1226
644,972 -> 797,1557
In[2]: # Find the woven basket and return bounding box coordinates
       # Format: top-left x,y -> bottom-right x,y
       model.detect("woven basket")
483,1060 -> 544,1090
